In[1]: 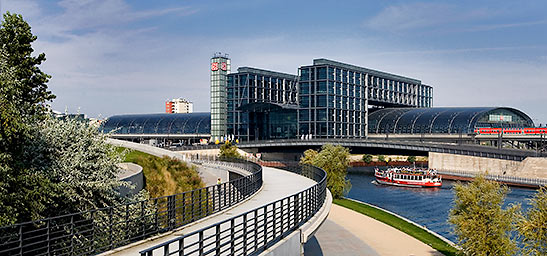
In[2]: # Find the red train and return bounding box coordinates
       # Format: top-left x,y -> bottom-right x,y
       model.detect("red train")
474,128 -> 547,135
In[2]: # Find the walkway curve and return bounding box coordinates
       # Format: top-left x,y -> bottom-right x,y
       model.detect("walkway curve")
102,166 -> 316,255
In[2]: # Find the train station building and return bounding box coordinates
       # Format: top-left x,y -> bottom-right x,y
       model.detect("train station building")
101,54 -> 535,144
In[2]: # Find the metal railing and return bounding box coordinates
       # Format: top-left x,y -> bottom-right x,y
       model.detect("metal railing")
139,164 -> 327,256
0,159 -> 262,256
438,169 -> 547,186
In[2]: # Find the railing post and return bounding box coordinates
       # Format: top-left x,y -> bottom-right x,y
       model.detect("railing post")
168,195 -> 175,230
178,238 -> 184,256
243,214 -> 248,256
230,219 -> 235,255
199,230 -> 204,255
216,224 -> 221,255
263,205 -> 268,247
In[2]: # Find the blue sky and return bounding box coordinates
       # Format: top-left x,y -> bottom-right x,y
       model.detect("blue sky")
4,0 -> 547,124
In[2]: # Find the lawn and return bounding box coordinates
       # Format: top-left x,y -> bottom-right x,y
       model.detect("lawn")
334,198 -> 459,256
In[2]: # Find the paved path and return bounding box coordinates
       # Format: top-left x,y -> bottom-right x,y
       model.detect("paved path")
103,167 -> 316,255
306,204 -> 442,256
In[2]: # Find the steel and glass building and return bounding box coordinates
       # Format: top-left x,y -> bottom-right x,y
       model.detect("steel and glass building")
227,67 -> 298,141
210,53 -> 231,141
297,59 -> 431,139
368,107 -> 534,134
215,58 -> 434,141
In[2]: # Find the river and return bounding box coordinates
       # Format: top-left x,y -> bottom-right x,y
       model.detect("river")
346,171 -> 538,243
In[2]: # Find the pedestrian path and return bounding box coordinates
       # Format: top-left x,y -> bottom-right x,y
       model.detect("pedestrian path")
306,204 -> 443,256
102,166 -> 316,255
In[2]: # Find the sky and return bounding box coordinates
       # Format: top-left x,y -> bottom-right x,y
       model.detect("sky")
3,0 -> 547,124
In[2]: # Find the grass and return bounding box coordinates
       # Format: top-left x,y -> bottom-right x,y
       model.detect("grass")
116,147 -> 204,198
334,198 -> 459,256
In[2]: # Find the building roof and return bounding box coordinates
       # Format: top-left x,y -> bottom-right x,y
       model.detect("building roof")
101,113 -> 211,135
368,107 -> 534,134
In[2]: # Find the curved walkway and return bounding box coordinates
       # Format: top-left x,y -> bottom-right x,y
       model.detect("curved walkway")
102,166 -> 316,255
306,204 -> 442,256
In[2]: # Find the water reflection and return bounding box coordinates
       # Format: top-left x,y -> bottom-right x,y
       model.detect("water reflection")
347,172 -> 537,242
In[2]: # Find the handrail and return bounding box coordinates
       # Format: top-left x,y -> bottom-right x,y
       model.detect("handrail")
437,169 -> 547,186
0,159 -> 262,256
139,164 -> 327,256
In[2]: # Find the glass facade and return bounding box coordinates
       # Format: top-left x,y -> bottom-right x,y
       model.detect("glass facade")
368,107 -> 534,134
210,53 -> 231,141
227,67 -> 298,141
101,113 -> 211,135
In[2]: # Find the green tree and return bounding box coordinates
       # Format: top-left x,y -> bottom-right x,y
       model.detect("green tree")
449,173 -> 519,256
28,117 -> 138,216
518,186 -> 547,255
377,155 -> 386,162
0,12 -> 56,225
219,141 -> 241,160
300,149 -> 318,165
362,154 -> 373,163
300,144 -> 351,199
407,155 -> 416,163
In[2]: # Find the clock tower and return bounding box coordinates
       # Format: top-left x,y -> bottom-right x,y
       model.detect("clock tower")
210,52 -> 231,142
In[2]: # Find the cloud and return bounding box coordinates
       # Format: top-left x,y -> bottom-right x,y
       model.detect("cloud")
363,2 -> 489,32
467,19 -> 547,32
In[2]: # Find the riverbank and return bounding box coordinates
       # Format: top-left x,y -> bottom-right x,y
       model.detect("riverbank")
334,198 -> 459,256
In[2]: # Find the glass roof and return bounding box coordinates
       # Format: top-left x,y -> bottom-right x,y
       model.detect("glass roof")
368,107 -> 534,134
101,113 -> 211,135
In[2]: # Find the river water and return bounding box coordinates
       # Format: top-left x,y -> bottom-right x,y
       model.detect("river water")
346,172 -> 538,243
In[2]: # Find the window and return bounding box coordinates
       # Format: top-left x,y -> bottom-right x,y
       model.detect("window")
317,109 -> 327,121
317,95 -> 327,107
300,82 -> 309,94
317,81 -> 327,93
317,67 -> 327,80
301,69 -> 309,81
301,96 -> 309,107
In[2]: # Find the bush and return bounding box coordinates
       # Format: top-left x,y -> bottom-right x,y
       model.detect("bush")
300,144 -> 351,199
377,155 -> 386,162
122,149 -> 204,198
407,155 -> 416,163
362,154 -> 373,163
219,141 -> 241,160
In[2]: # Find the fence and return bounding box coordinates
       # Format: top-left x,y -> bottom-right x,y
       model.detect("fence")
437,169 -> 547,186
0,159 -> 262,256
139,164 -> 327,256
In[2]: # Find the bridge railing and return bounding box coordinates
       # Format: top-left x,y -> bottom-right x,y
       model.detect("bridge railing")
437,169 -> 547,186
139,164 -> 327,256
0,159 -> 262,256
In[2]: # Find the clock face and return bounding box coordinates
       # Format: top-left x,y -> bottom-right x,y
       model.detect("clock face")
221,62 -> 227,71
211,62 -> 219,71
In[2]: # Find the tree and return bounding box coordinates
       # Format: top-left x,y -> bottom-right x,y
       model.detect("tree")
300,149 -> 318,165
449,173 -> 519,256
0,12 -> 56,225
407,155 -> 416,163
300,144 -> 351,199
29,117 -> 137,216
219,141 -> 241,160
362,154 -> 373,163
518,186 -> 547,255
377,155 -> 386,162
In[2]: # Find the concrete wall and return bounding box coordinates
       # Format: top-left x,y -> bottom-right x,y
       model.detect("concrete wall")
429,152 -> 547,179
117,162 -> 144,197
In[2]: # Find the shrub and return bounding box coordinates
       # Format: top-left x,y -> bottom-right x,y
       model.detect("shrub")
362,154 -> 373,163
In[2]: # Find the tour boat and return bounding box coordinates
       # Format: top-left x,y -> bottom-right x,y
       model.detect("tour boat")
374,167 -> 442,188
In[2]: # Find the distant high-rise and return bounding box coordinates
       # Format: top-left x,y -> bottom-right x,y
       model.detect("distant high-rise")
165,98 -> 193,113
210,52 -> 231,141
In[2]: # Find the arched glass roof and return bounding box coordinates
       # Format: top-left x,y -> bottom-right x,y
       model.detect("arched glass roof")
101,113 -> 211,135
368,107 -> 534,134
